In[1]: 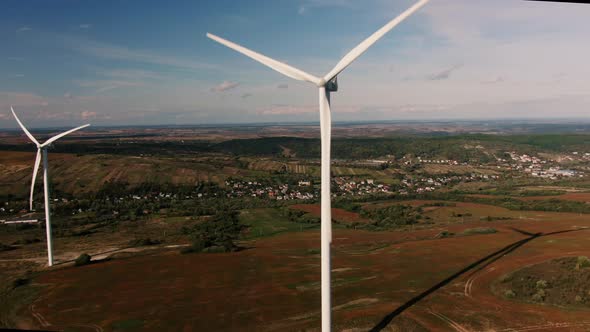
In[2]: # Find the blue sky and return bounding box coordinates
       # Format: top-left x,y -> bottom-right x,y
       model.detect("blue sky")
1,0 -> 590,127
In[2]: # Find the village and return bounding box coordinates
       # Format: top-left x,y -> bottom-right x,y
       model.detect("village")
503,152 -> 584,179
224,172 -> 502,200
1,148 -> 588,222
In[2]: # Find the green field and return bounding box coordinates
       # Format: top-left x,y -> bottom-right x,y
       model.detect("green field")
239,208 -> 318,240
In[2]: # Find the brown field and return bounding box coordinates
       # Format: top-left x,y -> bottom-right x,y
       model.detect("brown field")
290,204 -> 370,224
422,164 -> 499,175
246,159 -> 285,172
0,151 -> 259,196
3,201 -> 590,331
467,192 -> 590,203
286,163 -> 315,175
520,193 -> 590,202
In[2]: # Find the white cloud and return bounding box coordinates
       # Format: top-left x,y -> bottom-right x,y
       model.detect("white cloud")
481,76 -> 505,85
63,36 -> 217,72
102,69 -> 165,80
257,104 -> 361,116
76,80 -> 143,93
16,26 -> 31,32
0,92 -> 48,109
258,104 -> 316,115
81,110 -> 97,120
211,81 -> 240,92
79,24 -> 92,29
298,0 -> 359,15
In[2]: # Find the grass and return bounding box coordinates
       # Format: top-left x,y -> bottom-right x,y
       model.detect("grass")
239,208 -> 318,240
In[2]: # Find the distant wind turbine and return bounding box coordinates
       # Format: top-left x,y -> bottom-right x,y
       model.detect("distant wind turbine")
207,0 -> 430,330
11,106 -> 90,266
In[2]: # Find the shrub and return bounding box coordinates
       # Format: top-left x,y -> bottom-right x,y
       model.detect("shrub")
0,242 -> 15,252
499,273 -> 513,283
504,290 -> 516,298
576,256 -> 590,270
532,289 -> 546,302
435,231 -> 454,239
12,278 -> 29,289
536,279 -> 548,289
129,238 -> 162,247
460,228 -> 497,236
201,246 -> 226,253
74,253 -> 92,266
180,246 -> 196,254
482,216 -> 512,222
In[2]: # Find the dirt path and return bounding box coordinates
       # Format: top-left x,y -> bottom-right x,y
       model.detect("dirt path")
429,309 -> 470,332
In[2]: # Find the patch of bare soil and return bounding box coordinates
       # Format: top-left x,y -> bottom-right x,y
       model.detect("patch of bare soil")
496,256 -> 590,308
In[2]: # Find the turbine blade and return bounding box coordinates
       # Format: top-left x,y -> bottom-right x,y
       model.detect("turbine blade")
207,33 -> 321,85
10,107 -> 39,146
29,149 -> 41,211
41,124 -> 90,147
323,0 -> 430,82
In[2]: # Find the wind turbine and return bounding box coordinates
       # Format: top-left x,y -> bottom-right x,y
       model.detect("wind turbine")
10,106 -> 90,266
207,0 -> 430,330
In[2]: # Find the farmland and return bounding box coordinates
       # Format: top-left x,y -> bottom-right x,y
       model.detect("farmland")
2,125 -> 590,331
3,203 -> 590,331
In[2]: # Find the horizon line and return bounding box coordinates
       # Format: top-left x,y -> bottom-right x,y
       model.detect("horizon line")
3,117 -> 590,130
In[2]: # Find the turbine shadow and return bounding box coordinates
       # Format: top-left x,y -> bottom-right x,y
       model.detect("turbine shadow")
369,227 -> 587,332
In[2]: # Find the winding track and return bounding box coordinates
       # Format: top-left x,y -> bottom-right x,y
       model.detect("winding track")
459,248 -> 590,332
404,227 -> 590,332
428,309 -> 469,332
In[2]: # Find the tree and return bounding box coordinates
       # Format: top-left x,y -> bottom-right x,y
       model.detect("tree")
189,211 -> 243,253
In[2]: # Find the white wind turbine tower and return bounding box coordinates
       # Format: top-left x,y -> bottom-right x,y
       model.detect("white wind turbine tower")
207,0 -> 430,330
11,106 -> 90,267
